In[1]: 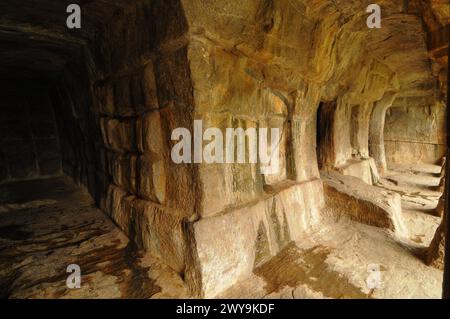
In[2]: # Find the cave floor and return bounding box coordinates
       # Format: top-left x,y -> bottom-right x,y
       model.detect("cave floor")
219,217 -> 443,299
378,163 -> 442,247
0,164 -> 443,299
0,177 -> 187,298
220,164 -> 443,299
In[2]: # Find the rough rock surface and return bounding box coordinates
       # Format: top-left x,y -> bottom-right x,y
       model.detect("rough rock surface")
384,99 -> 446,166
0,0 -> 448,298
322,172 -> 407,238
220,218 -> 443,299
0,177 -> 187,298
427,212 -> 446,270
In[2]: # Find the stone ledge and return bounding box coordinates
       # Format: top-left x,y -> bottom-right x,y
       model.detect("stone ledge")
322,172 -> 408,238
190,178 -> 324,297
335,157 -> 379,185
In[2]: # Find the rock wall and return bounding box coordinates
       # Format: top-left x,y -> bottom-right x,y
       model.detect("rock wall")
4,0 -> 443,298
0,89 -> 61,184
384,97 -> 446,165
47,1 -> 198,287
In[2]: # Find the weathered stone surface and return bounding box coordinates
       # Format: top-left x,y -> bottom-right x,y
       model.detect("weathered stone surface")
100,118 -> 136,152
192,179 -> 324,297
198,162 -> 264,217
104,183 -> 186,274
384,101 -> 447,166
137,111 -> 165,154
0,0 -> 448,299
137,155 -> 167,204
151,159 -> 167,204
110,154 -> 137,194
142,62 -> 159,109
0,177 -> 187,299
369,92 -> 398,173
131,199 -> 186,274
435,194 -> 446,217
427,212 -> 446,270
322,172 -> 408,238
336,158 -> 379,185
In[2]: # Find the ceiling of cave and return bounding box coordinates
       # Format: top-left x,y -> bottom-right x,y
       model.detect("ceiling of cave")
0,0 -> 448,95
0,0 -> 130,81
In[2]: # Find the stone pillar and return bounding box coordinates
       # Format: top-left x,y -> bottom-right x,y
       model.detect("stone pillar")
350,102 -> 373,158
369,91 -> 398,173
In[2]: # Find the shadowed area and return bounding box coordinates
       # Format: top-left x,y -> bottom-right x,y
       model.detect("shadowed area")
0,177 -> 187,298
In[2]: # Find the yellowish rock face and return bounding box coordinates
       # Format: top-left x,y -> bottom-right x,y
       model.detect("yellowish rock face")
0,0 -> 448,299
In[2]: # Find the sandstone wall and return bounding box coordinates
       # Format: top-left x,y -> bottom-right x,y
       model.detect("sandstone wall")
46,1 -> 198,286
16,0 -> 444,298
0,90 -> 61,184
384,98 -> 447,165
179,0 -> 410,295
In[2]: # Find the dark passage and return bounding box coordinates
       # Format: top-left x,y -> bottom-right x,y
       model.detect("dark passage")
0,177 -> 185,298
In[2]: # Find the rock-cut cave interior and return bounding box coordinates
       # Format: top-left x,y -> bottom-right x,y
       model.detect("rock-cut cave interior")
0,0 -> 449,299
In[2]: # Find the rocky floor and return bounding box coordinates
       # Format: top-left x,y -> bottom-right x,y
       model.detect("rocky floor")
0,177 -> 187,299
0,164 -> 444,299
220,218 -> 443,299
220,164 -> 444,299
379,164 -> 442,247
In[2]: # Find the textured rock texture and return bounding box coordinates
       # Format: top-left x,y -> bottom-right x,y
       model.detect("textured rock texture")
0,0 -> 448,298
384,98 -> 446,165
427,211 -> 446,270
0,178 -> 187,298
322,172 -> 407,238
